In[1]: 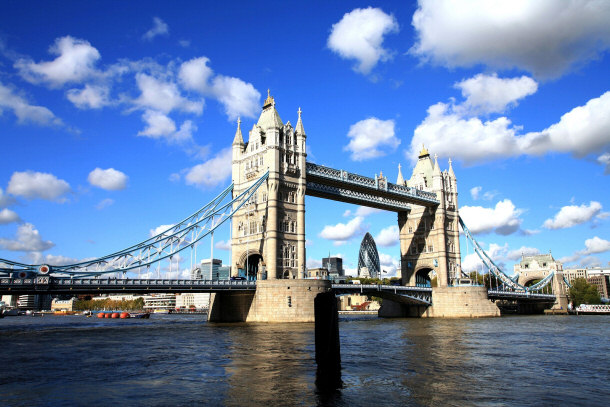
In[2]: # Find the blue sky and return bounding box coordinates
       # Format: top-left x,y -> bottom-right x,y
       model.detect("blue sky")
1,1 -> 609,278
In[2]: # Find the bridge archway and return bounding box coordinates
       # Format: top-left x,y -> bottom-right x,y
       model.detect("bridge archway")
237,250 -> 264,281
415,267 -> 434,287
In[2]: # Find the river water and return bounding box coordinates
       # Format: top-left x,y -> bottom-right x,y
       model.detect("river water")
0,314 -> 608,406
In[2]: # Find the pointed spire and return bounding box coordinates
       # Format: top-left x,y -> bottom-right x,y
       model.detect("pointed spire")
433,153 -> 441,176
419,144 -> 430,158
448,158 -> 456,178
396,163 -> 404,185
232,117 -> 244,145
295,107 -> 306,135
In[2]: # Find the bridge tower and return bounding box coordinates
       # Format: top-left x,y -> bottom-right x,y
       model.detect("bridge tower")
398,147 -> 461,288
231,91 -> 307,280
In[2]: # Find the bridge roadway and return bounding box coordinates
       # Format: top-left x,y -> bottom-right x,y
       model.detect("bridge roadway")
0,277 -> 555,305
305,162 -> 439,212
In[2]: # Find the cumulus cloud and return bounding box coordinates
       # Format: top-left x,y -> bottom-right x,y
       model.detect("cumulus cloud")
184,148 -> 232,188
214,240 -> 231,250
7,171 -> 70,202
328,7 -> 399,74
344,117 -> 399,161
411,0 -> 610,78
150,224 -> 175,238
0,82 -> 63,126
143,17 -> 169,41
15,36 -> 101,87
460,199 -> 523,235
66,84 -> 110,109
88,168 -> 128,191
542,201 -> 604,229
581,236 -> 610,255
26,252 -> 80,266
598,153 -> 610,175
138,109 -> 176,138
343,206 -> 382,218
454,74 -> 538,115
307,258 -> 322,269
133,73 -> 203,115
379,252 -> 400,276
461,242 -> 508,273
375,225 -> 399,247
0,208 -> 20,225
210,75 -> 261,120
95,198 -> 114,210
0,223 -> 54,252
470,186 -> 497,201
319,216 -> 365,245
409,91 -> 610,168
0,188 -> 16,208
505,246 -> 540,261
179,57 -> 213,94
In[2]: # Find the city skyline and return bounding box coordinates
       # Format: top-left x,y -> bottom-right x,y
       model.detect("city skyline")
1,1 -> 610,277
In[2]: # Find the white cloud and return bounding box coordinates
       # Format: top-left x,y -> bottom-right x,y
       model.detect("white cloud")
598,153 -> 610,175
470,186 -> 497,201
0,208 -> 20,225
344,117 -> 399,161
95,198 -> 114,210
0,82 -> 63,126
0,223 -> 54,252
319,216 -> 365,245
375,225 -> 399,247
461,242 -> 508,272
133,73 -> 203,115
409,91 -> 610,167
15,36 -> 101,87
328,7 -> 399,74
411,0 -> 610,78
543,201 -> 603,229
179,57 -> 213,94
214,240 -> 231,250
305,239 -> 313,247
454,74 -> 538,115
581,236 -> 610,255
66,84 -> 110,109
150,224 -> 175,238
142,17 -> 169,41
185,148 -> 232,188
26,252 -> 80,266
0,188 -> 16,208
7,171 -> 70,202
88,168 -> 128,191
138,109 -> 177,138
307,258 -> 322,268
460,199 -> 523,235
378,252 -> 400,276
210,75 -> 261,120
506,246 -> 540,261
343,206 -> 382,218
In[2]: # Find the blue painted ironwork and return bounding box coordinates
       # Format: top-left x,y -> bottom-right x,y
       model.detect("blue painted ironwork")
305,162 -> 439,206
0,276 -> 256,295
459,216 -> 555,294
332,284 -> 432,305
0,172 -> 270,278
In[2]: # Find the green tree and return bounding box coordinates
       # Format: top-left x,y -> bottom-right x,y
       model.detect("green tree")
569,278 -> 602,307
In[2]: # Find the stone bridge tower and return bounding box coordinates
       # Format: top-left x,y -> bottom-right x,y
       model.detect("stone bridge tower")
397,147 -> 461,288
231,92 -> 307,280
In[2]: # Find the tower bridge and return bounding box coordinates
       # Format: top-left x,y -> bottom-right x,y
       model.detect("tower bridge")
0,92 -> 567,320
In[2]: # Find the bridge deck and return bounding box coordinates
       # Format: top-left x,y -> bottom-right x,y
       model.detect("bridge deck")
332,284 -> 432,305
306,162 -> 438,211
0,277 -> 256,295
487,290 -> 556,302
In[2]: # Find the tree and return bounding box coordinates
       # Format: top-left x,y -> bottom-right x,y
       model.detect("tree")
569,278 -> 602,307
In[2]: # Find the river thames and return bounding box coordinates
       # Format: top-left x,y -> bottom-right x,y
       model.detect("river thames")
0,314 -> 608,406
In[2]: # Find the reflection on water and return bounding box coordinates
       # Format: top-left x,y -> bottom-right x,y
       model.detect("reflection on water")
0,314 -> 608,406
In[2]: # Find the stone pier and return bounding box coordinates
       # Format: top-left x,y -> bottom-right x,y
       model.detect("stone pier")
209,279 -> 331,322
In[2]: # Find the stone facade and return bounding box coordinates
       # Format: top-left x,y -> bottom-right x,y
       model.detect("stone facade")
209,279 -> 331,322
398,148 -> 461,288
514,253 -> 569,310
231,92 -> 307,280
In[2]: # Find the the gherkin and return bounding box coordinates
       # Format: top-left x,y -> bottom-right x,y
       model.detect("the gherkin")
357,232 -> 380,278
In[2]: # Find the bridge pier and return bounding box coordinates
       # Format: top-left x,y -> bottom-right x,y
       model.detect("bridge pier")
208,280 -> 332,322
379,286 -> 500,318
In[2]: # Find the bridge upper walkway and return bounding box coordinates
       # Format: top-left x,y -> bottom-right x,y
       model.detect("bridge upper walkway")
305,162 -> 438,211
